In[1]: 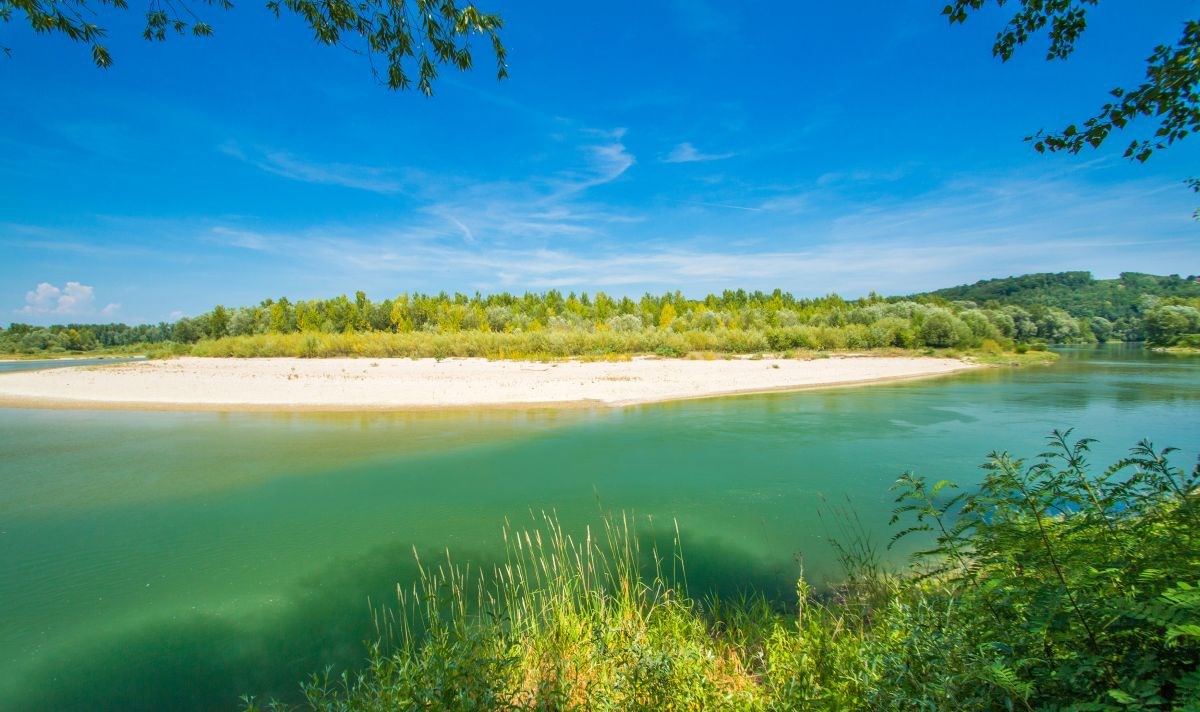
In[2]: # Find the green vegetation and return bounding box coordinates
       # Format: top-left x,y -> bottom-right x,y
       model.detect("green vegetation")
0,321 -> 182,357
947,3 -> 1200,214
244,433 -> 1199,710
3,0 -> 507,94
922,271 -> 1200,346
12,273 -> 1189,360
5,272 -> 1196,359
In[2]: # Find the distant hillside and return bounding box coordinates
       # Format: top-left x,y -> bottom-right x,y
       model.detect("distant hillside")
920,271 -> 1200,322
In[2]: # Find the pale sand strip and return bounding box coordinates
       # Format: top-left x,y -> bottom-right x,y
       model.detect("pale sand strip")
0,356 -> 978,411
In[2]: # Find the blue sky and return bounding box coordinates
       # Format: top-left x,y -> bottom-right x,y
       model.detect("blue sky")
2,1 -> 1198,324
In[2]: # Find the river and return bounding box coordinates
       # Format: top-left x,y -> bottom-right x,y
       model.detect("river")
0,345 -> 1196,710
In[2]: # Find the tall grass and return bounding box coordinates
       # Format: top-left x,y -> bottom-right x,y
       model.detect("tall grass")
245,434 -> 1196,711
186,326 -> 1041,361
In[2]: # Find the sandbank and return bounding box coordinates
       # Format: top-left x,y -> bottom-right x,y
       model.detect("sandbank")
0,355 -> 978,411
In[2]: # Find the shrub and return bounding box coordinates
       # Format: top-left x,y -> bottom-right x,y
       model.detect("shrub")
918,309 -> 964,348
606,314 -> 644,333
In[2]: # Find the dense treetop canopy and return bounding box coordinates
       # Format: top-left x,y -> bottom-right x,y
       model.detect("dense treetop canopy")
923,271 -> 1200,320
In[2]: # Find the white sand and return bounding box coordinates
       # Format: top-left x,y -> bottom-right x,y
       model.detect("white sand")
0,355 -> 978,411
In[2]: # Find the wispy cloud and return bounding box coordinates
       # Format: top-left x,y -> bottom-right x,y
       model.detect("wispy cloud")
552,128 -> 636,195
816,166 -> 911,186
211,226 -> 274,251
671,198 -> 763,212
194,227 -> 1180,298
220,143 -> 414,194
9,136 -> 1194,322
197,167 -> 1198,298
662,142 -> 735,163
216,128 -> 638,246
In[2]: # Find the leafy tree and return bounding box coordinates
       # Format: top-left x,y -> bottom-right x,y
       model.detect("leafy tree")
923,271 -> 1200,339
918,308 -> 966,347
171,317 -> 203,343
1088,315 -> 1113,342
1144,303 -> 1200,345
946,1 -> 1199,208
1037,307 -> 1080,342
946,2 -> 1197,163
1,0 -> 507,93
658,302 -> 678,330
208,304 -> 230,339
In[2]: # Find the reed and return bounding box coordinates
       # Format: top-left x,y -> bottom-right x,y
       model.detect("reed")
186,327 -> 1046,362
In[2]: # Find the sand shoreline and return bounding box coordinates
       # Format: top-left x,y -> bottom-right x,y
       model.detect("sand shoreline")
0,355 -> 979,412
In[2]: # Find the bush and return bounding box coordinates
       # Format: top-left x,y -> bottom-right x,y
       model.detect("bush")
918,309 -> 964,348
1172,333 -> 1200,348
606,314 -> 644,333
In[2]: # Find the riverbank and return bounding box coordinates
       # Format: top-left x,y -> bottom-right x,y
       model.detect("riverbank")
0,355 -> 979,410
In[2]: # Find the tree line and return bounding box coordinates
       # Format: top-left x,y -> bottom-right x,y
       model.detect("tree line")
921,271 -> 1200,348
3,273 -> 1199,356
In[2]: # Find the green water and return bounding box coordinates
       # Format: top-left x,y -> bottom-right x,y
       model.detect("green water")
1,346 -> 1196,710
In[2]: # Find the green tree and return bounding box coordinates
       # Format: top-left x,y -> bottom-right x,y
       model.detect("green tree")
946,2 -> 1199,207
171,317 -> 203,343
1088,315 -> 1114,342
208,304 -> 230,339
1144,303 -> 1200,345
2,0 -> 506,93
919,308 -> 967,348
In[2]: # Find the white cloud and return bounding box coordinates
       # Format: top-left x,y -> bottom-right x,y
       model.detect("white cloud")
663,142 -> 735,163
216,128 -> 638,248
17,281 -> 99,316
816,167 -> 910,186
198,166 -> 1197,299
211,226 -> 273,251
220,143 -> 411,194
550,129 -> 636,196
100,303 -> 121,317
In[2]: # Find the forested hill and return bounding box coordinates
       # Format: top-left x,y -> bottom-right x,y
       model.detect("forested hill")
919,271 -> 1200,321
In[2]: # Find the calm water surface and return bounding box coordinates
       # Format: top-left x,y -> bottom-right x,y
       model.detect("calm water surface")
0,356 -> 145,373
0,346 -> 1196,710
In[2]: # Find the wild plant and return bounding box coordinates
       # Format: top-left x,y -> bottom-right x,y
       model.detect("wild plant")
889,431 -> 1200,709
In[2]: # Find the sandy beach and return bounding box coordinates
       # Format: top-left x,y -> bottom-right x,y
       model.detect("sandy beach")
0,355 -> 978,411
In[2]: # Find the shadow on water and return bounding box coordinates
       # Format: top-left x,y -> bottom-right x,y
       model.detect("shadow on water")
6,523 -> 802,711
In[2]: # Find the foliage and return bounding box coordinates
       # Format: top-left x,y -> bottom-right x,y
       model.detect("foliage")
922,271 -> 1200,341
10,273 -> 1194,358
0,0 -> 506,93
888,431 -> 1200,709
945,1 -> 1200,206
1144,303 -> 1200,347
0,320 -> 180,355
246,434 -> 1199,710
